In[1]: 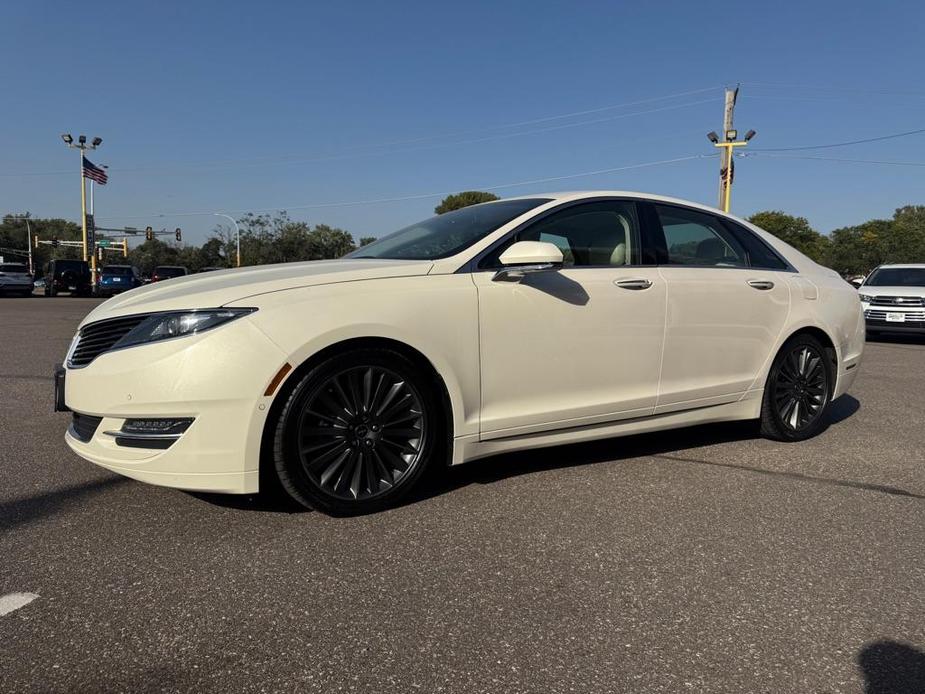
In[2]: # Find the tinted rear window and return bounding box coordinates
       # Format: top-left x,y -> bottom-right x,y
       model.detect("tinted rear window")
0,264 -> 28,273
54,261 -> 88,271
102,266 -> 133,276
154,267 -> 186,278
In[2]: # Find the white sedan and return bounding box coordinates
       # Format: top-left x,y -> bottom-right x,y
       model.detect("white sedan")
58,192 -> 865,514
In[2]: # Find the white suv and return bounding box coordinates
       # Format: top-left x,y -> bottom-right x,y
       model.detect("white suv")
858,264 -> 925,336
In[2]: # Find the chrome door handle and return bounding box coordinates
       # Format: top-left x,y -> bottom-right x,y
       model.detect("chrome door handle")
615,278 -> 653,290
747,279 -> 775,290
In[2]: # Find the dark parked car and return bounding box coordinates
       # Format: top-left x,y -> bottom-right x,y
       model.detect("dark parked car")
151,265 -> 188,282
96,264 -> 143,297
0,262 -> 34,296
44,259 -> 92,297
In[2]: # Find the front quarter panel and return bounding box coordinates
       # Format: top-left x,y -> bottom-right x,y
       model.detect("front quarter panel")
228,274 -> 481,436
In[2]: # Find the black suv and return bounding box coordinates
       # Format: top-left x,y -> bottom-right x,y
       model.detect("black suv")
44,259 -> 93,297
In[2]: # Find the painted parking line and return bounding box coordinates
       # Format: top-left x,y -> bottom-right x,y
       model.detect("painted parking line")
0,593 -> 39,616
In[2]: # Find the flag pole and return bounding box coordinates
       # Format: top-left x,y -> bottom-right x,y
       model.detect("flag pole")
80,149 -> 88,263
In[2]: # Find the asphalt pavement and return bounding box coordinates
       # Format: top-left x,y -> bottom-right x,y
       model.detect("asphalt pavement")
1,296 -> 924,693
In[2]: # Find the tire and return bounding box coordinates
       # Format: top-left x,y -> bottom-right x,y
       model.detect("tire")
760,334 -> 833,441
272,348 -> 441,515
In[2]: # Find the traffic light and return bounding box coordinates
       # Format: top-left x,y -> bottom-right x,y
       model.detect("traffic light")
51,236 -> 59,248
145,226 -> 153,241
175,227 -> 182,242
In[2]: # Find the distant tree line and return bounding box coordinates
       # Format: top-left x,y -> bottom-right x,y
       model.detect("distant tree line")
0,211 -> 376,276
3,193 -> 923,278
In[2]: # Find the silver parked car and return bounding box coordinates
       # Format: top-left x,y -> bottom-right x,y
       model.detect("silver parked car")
0,262 -> 34,297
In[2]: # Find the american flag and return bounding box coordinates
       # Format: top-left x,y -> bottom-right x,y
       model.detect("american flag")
82,157 -> 108,185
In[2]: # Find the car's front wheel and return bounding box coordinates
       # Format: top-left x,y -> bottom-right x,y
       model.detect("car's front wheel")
760,334 -> 833,441
272,348 -> 440,515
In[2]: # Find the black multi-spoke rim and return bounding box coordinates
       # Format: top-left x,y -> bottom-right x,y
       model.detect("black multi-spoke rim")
774,345 -> 828,431
295,366 -> 426,501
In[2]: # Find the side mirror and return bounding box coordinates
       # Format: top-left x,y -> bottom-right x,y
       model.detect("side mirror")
494,241 -> 564,282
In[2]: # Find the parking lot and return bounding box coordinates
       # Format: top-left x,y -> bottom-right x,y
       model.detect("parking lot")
1,296 -> 923,693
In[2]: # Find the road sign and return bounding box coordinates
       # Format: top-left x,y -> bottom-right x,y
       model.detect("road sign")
98,239 -> 111,248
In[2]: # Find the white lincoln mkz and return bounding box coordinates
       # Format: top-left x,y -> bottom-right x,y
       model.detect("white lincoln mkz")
57,192 -> 865,514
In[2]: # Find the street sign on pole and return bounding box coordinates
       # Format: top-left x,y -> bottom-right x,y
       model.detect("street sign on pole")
86,213 -> 96,253
98,239 -> 111,248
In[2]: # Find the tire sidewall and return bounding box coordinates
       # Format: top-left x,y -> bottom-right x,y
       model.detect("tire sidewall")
273,349 -> 441,515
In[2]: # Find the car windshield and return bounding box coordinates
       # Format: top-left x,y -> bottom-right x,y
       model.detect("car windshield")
349,198 -> 550,260
865,268 -> 925,287
54,261 -> 86,272
102,266 -> 133,276
0,264 -> 28,273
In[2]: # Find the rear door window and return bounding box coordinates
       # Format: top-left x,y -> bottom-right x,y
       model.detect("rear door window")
653,205 -> 748,267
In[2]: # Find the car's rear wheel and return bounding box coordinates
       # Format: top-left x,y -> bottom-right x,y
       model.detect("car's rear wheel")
760,334 -> 832,441
272,348 -> 439,515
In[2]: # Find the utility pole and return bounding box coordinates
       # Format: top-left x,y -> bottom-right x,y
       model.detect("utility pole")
719,87 -> 737,208
706,86 -> 756,213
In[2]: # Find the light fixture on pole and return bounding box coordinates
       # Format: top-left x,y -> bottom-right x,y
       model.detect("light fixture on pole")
707,128 -> 756,213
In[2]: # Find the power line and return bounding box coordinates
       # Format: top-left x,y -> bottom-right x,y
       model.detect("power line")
749,127 -> 925,152
742,152 -> 925,167
5,98 -> 717,178
743,81 -> 925,99
97,153 -> 717,222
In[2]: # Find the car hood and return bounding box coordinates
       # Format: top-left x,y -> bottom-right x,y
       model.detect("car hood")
859,286 -> 925,299
81,258 -> 433,326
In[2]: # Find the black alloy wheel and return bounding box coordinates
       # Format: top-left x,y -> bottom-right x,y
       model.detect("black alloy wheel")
760,334 -> 832,441
273,349 -> 439,515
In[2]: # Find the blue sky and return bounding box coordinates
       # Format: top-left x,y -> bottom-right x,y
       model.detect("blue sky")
5,0 -> 925,244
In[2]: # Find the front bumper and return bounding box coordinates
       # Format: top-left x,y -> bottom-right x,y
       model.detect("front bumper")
62,316 -> 290,494
865,317 -> 925,334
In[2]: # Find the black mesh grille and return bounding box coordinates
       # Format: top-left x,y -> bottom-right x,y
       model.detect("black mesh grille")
71,413 -> 103,443
68,315 -> 147,367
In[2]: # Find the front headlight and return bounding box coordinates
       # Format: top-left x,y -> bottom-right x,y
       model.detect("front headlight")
113,308 -> 256,349
859,293 -> 873,303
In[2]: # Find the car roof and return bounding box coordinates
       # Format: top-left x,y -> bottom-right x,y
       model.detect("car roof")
154,265 -> 187,269
873,263 -> 925,269
102,264 -> 131,269
504,190 -> 737,217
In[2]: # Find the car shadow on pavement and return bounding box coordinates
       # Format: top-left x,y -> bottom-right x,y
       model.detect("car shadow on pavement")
190,395 -> 874,515
407,395 -> 865,505
866,333 -> 925,347
858,640 -> 925,694
0,476 -> 130,534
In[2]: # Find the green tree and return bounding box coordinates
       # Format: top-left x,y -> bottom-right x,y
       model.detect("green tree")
828,219 -> 892,275
434,191 -> 499,214
886,205 -> 925,263
127,238 -> 178,275
747,211 -> 830,265
359,236 -> 376,247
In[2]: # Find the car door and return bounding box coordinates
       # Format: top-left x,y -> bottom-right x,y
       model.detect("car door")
473,199 -> 667,438
648,203 -> 791,412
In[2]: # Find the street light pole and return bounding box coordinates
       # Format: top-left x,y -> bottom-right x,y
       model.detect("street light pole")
25,218 -> 33,276
61,134 -> 102,282
213,213 -> 241,267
